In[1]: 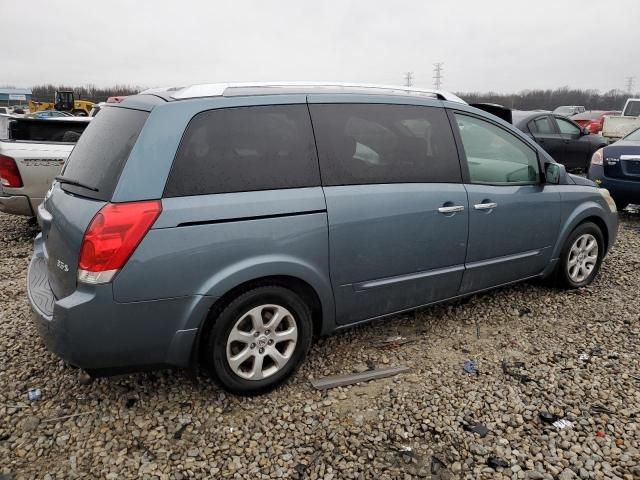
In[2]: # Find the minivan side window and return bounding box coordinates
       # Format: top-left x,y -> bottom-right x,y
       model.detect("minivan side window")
309,104 -> 461,185
164,105 -> 320,197
455,114 -> 540,185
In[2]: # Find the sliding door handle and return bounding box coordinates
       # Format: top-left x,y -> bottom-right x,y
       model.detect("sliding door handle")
438,205 -> 465,214
474,202 -> 497,210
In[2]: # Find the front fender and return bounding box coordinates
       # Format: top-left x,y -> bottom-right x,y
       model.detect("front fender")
185,254 -> 336,332
551,200 -> 616,261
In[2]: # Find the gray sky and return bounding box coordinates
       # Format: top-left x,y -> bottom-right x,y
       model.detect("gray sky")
4,0 -> 638,93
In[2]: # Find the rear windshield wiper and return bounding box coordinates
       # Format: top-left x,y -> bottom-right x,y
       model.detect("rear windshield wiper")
55,175 -> 99,192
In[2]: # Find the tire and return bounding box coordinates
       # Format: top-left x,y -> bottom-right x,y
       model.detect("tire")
203,286 -> 313,395
554,222 -> 605,289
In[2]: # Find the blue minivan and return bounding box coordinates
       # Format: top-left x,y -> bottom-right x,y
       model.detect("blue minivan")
27,83 -> 618,394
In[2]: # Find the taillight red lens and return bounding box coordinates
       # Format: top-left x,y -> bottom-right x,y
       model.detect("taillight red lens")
0,154 -> 23,188
78,200 -> 162,284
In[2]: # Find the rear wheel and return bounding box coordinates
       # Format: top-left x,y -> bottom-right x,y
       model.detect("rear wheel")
555,222 -> 604,289
203,286 -> 313,395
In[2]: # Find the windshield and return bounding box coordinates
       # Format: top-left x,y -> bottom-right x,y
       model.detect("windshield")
623,127 -> 640,141
553,106 -> 575,116
624,101 -> 640,117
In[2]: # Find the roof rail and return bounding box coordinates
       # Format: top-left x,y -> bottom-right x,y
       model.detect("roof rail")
149,82 -> 466,104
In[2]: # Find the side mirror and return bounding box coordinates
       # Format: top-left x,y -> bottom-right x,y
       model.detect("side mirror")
545,162 -> 564,184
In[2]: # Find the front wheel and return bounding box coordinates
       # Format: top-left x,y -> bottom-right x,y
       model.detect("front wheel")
203,286 -> 313,395
555,222 -> 604,289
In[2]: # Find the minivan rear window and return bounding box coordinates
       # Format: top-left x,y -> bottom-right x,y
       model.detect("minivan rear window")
164,105 -> 320,197
60,106 -> 148,201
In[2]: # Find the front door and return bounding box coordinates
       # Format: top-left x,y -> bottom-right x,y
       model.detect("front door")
452,112 -> 562,294
527,115 -> 565,162
308,100 -> 469,324
555,116 -> 591,170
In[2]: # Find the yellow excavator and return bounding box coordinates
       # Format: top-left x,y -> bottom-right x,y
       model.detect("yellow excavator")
28,90 -> 95,116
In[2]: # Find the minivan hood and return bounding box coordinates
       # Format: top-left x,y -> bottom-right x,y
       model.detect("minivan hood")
568,174 -> 597,187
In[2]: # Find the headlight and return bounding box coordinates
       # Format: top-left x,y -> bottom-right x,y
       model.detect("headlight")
598,188 -> 617,212
591,148 -> 603,166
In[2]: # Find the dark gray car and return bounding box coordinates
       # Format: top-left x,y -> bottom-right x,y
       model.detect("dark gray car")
512,111 -> 607,170
27,83 -> 618,395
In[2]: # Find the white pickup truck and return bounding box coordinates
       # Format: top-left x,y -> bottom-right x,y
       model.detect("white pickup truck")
601,98 -> 640,143
0,116 -> 90,217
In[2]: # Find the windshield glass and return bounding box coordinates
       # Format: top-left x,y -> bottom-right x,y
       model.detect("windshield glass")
624,128 -> 640,141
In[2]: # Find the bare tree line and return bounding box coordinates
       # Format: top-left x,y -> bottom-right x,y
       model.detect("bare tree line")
29,84 -> 143,103
18,84 -> 639,111
458,87 -> 636,111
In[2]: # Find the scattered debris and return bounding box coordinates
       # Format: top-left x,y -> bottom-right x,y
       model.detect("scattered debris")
173,423 -> 189,439
596,431 -> 605,438
590,404 -> 614,415
430,456 -> 447,474
552,419 -> 574,430
486,457 -> 509,469
539,411 -> 559,424
578,347 -> 603,364
26,389 -> 41,401
373,335 -> 417,349
463,359 -> 478,375
310,365 -> 410,390
41,411 -> 96,424
501,360 -> 535,384
294,463 -> 306,478
463,422 -> 490,438
398,445 -> 415,462
616,438 -> 624,446
518,307 -> 532,317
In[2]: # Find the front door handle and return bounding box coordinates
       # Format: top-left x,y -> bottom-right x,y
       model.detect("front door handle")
438,205 -> 465,214
474,202 -> 497,210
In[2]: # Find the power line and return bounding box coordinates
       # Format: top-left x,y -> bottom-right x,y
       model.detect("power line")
433,62 -> 444,90
404,72 -> 413,87
625,76 -> 635,94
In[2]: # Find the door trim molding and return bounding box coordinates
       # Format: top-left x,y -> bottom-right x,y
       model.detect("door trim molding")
352,264 -> 465,291
464,248 -> 542,270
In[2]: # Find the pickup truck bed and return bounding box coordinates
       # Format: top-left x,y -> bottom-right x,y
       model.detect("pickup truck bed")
0,117 -> 89,217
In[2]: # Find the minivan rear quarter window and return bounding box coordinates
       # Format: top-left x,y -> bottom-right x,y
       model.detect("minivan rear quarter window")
60,106 -> 149,201
309,104 -> 461,185
165,105 -> 320,197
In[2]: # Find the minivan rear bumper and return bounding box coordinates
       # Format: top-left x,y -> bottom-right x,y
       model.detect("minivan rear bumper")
27,234 -> 211,373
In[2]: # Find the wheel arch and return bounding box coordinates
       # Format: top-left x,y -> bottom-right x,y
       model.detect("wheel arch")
194,275 -> 327,366
552,202 -> 612,260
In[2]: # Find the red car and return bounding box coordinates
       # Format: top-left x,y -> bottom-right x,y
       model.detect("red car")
572,110 -> 621,134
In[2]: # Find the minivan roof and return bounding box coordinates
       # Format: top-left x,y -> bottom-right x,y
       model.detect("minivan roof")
138,82 -> 468,104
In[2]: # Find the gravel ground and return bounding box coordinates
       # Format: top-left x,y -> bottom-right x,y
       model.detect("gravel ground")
1,210 -> 639,480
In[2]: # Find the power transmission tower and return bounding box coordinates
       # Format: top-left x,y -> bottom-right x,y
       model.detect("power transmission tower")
404,72 -> 413,87
433,62 -> 444,90
625,76 -> 635,94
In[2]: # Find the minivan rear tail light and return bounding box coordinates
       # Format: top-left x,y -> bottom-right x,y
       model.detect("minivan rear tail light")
78,200 -> 162,284
0,154 -> 23,188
